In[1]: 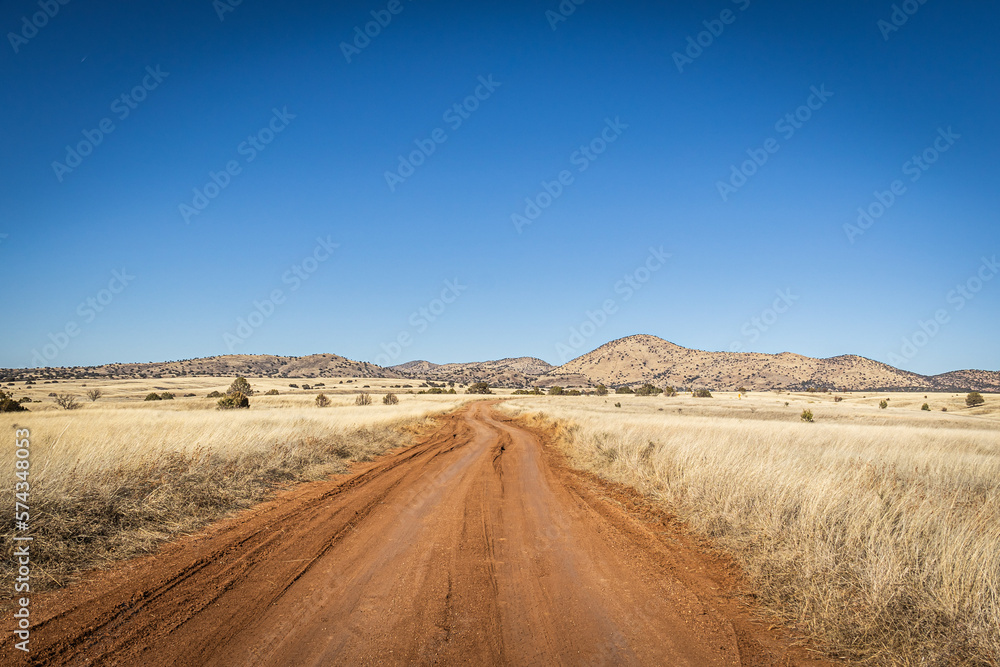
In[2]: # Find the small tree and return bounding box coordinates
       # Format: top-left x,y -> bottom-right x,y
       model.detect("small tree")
86,388 -> 102,402
383,393 -> 399,405
548,386 -> 564,396
0,390 -> 28,412
55,394 -> 81,410
693,389 -> 713,398
217,392 -> 249,410
315,393 -> 331,408
615,386 -> 634,394
466,382 -> 492,395
663,386 -> 677,397
355,392 -> 372,406
801,409 -> 814,422
966,392 -> 985,408
595,384 -> 608,396
228,377 -> 253,396
879,400 -> 888,409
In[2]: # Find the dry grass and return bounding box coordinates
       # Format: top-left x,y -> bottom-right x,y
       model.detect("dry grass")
0,391 -> 474,598
502,392 -> 1000,665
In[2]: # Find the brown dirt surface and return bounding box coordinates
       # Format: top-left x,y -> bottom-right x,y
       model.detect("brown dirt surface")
3,403 -> 832,665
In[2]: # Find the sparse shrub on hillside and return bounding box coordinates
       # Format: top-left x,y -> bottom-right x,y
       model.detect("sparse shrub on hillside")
0,390 -> 28,412
265,389 -> 279,395
207,391 -> 223,398
217,392 -> 249,410
145,393 -> 162,401
315,394 -> 331,408
383,393 -> 399,405
635,384 -> 662,396
921,403 -> 931,411
966,392 -> 985,408
693,389 -> 713,398
801,409 -> 814,422
879,400 -> 888,409
467,382 -> 492,395
86,389 -> 102,402
355,392 -> 372,406
615,386 -> 634,394
55,394 -> 81,410
595,384 -> 608,396
228,377 -> 254,396
548,386 -> 564,396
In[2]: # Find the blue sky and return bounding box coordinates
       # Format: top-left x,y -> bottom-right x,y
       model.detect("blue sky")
2,0 -> 997,375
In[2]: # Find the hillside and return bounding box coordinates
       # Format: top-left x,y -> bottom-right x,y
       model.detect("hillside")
541,334 -> 1000,392
391,357 -> 554,388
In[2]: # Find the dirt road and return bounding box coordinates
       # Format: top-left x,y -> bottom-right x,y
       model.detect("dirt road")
5,402 -> 815,665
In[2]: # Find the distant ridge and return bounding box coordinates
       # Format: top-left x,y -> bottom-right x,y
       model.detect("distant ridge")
4,335 -> 998,391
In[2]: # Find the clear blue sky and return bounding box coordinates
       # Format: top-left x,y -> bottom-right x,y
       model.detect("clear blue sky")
2,0 -> 997,375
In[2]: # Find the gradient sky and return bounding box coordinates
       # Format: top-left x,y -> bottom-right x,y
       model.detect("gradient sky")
2,0 -> 997,375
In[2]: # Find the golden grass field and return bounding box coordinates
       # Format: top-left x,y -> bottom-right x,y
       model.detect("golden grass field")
502,390 -> 1000,665
0,377 -> 476,596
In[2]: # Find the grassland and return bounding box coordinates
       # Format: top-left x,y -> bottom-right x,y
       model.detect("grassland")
502,390 -> 1000,665
0,377 -> 475,598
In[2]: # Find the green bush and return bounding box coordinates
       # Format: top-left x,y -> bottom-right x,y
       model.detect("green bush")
301,384 -> 311,391
0,390 -> 28,412
614,402 -> 621,408
227,377 -> 253,396
145,393 -> 162,401
466,382 -> 492,394
966,392 -> 985,408
159,392 -> 175,400
921,403 -> 931,411
595,384 -> 608,396
801,409 -> 814,422
879,400 -> 888,409
217,392 -> 249,410
663,386 -> 677,397
615,386 -> 634,394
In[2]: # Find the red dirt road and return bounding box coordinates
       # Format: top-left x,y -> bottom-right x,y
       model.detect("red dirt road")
5,403 -> 818,665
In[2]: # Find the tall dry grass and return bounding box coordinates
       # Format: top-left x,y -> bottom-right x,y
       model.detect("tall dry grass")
503,396 -> 1000,665
0,395 -> 472,597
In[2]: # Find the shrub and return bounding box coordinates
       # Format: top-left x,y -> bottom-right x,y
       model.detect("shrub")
315,393 -> 331,408
942,407 -> 948,412
383,393 -> 399,405
614,402 -> 621,408
86,388 -> 102,402
265,389 -> 279,395
595,384 -> 608,396
921,403 -> 931,411
159,392 -> 175,400
834,396 -> 844,403
289,384 -> 299,388
302,384 -> 311,391
693,389 -> 713,398
879,400 -> 888,409
966,392 -> 985,408
635,384 -> 663,396
228,377 -> 253,396
565,389 -> 581,396
548,386 -> 564,396
0,390 -> 28,412
207,391 -> 223,398
217,392 -> 249,410
615,386 -> 634,394
663,386 -> 678,397
355,393 -> 372,406
801,409 -> 814,422
55,394 -> 81,410
466,382 -> 492,395
145,393 -> 162,401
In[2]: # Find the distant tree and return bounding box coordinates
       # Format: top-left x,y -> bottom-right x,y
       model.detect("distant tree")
86,388 -> 102,402
966,392 -> 985,408
315,393 -> 331,408
55,394 -> 81,410
466,382 -> 492,394
355,392 -> 372,406
595,384 -> 608,396
383,393 -> 399,405
228,377 -> 253,396
144,393 -> 162,401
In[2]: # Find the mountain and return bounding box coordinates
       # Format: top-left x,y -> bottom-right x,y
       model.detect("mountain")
540,334 -> 1000,392
391,357 -> 554,388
